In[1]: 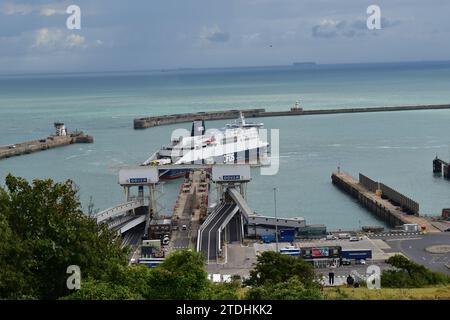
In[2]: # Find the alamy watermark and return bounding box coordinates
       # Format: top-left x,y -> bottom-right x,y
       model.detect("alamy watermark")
367,5 -> 382,30
66,5 -> 81,30
66,265 -> 81,290
350,265 -> 381,289
158,126 -> 280,175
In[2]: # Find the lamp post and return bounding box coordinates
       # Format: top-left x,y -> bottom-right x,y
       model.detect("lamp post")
273,187 -> 279,252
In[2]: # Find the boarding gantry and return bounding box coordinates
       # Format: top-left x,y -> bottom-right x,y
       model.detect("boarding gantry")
95,167 -> 161,237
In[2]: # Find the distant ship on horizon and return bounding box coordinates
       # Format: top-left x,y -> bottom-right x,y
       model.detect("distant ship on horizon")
292,62 -> 317,67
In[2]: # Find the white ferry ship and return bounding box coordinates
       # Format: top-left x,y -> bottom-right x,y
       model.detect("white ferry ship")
142,112 -> 269,179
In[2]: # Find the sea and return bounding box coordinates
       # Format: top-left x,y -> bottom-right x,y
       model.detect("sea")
1,61 -> 450,230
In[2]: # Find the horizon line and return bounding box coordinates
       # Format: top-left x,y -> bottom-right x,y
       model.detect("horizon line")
1,59 -> 450,78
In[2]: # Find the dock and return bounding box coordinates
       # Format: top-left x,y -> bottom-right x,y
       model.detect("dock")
0,123 -> 93,160
133,103 -> 450,129
331,171 -> 440,232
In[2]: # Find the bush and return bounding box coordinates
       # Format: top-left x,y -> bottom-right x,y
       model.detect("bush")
381,255 -> 450,288
245,276 -> 323,300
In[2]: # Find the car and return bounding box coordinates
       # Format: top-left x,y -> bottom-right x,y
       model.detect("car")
359,259 -> 366,265
341,258 -> 352,265
181,224 -> 187,231
349,236 -> 359,242
444,227 -> 450,232
326,235 -> 337,240
162,238 -> 169,245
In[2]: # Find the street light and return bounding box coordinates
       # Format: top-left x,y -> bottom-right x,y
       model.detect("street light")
273,187 -> 279,252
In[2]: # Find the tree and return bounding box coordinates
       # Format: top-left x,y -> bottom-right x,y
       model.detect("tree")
144,250 -> 210,300
245,251 -> 319,288
61,280 -> 142,300
205,281 -> 241,300
0,175 -> 129,299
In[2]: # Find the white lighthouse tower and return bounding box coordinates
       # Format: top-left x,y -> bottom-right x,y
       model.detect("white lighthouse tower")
54,122 -> 67,136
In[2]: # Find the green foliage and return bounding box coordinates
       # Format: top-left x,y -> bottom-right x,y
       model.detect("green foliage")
0,175 -> 129,299
382,254 -> 450,288
61,280 -> 143,300
245,251 -> 319,288
245,276 -> 323,300
205,281 -> 241,300
243,252 -> 323,300
144,250 -> 209,300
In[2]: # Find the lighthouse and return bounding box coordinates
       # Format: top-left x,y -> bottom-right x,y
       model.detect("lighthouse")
54,122 -> 67,136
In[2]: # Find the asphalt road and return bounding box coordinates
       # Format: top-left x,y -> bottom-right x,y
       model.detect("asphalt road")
385,233 -> 450,274
200,204 -> 236,261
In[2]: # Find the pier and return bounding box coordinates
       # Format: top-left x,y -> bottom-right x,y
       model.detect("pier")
433,156 -> 450,179
133,103 -> 450,129
331,171 -> 440,232
0,123 -> 93,160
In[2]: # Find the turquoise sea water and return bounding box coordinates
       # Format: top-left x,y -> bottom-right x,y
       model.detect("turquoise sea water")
1,62 -> 450,230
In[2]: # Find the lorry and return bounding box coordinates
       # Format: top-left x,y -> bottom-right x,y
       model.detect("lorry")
341,249 -> 372,260
279,229 -> 295,242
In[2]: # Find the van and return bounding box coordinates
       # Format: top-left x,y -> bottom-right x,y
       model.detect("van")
338,233 -> 350,239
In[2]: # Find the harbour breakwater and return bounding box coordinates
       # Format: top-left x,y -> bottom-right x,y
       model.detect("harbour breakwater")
133,104 -> 450,129
0,131 -> 93,160
331,171 -> 440,232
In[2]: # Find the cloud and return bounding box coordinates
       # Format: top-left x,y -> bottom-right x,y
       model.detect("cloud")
39,7 -> 66,17
1,2 -> 33,15
242,33 -> 261,45
65,34 -> 86,48
0,2 -> 66,16
312,17 -> 401,39
33,28 -> 87,50
312,19 -> 345,38
200,25 -> 230,44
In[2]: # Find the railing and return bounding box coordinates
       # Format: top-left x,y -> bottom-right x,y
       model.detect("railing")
96,199 -> 144,223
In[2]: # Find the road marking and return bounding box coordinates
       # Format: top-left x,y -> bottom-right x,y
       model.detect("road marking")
385,237 -> 422,242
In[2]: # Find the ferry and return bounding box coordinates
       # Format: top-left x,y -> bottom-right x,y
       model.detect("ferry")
142,112 -> 269,179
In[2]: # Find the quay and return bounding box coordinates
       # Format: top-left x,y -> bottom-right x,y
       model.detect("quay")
133,103 -> 450,129
0,123 -> 93,160
331,171 -> 440,232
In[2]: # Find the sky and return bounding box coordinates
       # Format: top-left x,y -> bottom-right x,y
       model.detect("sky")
1,0 -> 450,74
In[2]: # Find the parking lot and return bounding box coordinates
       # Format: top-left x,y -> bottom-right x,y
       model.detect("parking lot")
205,233 -> 450,280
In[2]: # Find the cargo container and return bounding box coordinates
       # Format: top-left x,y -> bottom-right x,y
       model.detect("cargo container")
280,229 -> 295,242
261,234 -> 276,243
341,249 -> 372,260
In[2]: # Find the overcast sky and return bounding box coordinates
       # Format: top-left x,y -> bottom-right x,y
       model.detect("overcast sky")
1,0 -> 450,74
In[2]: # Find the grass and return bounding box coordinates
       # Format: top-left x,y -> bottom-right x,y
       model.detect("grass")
323,285 -> 450,300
